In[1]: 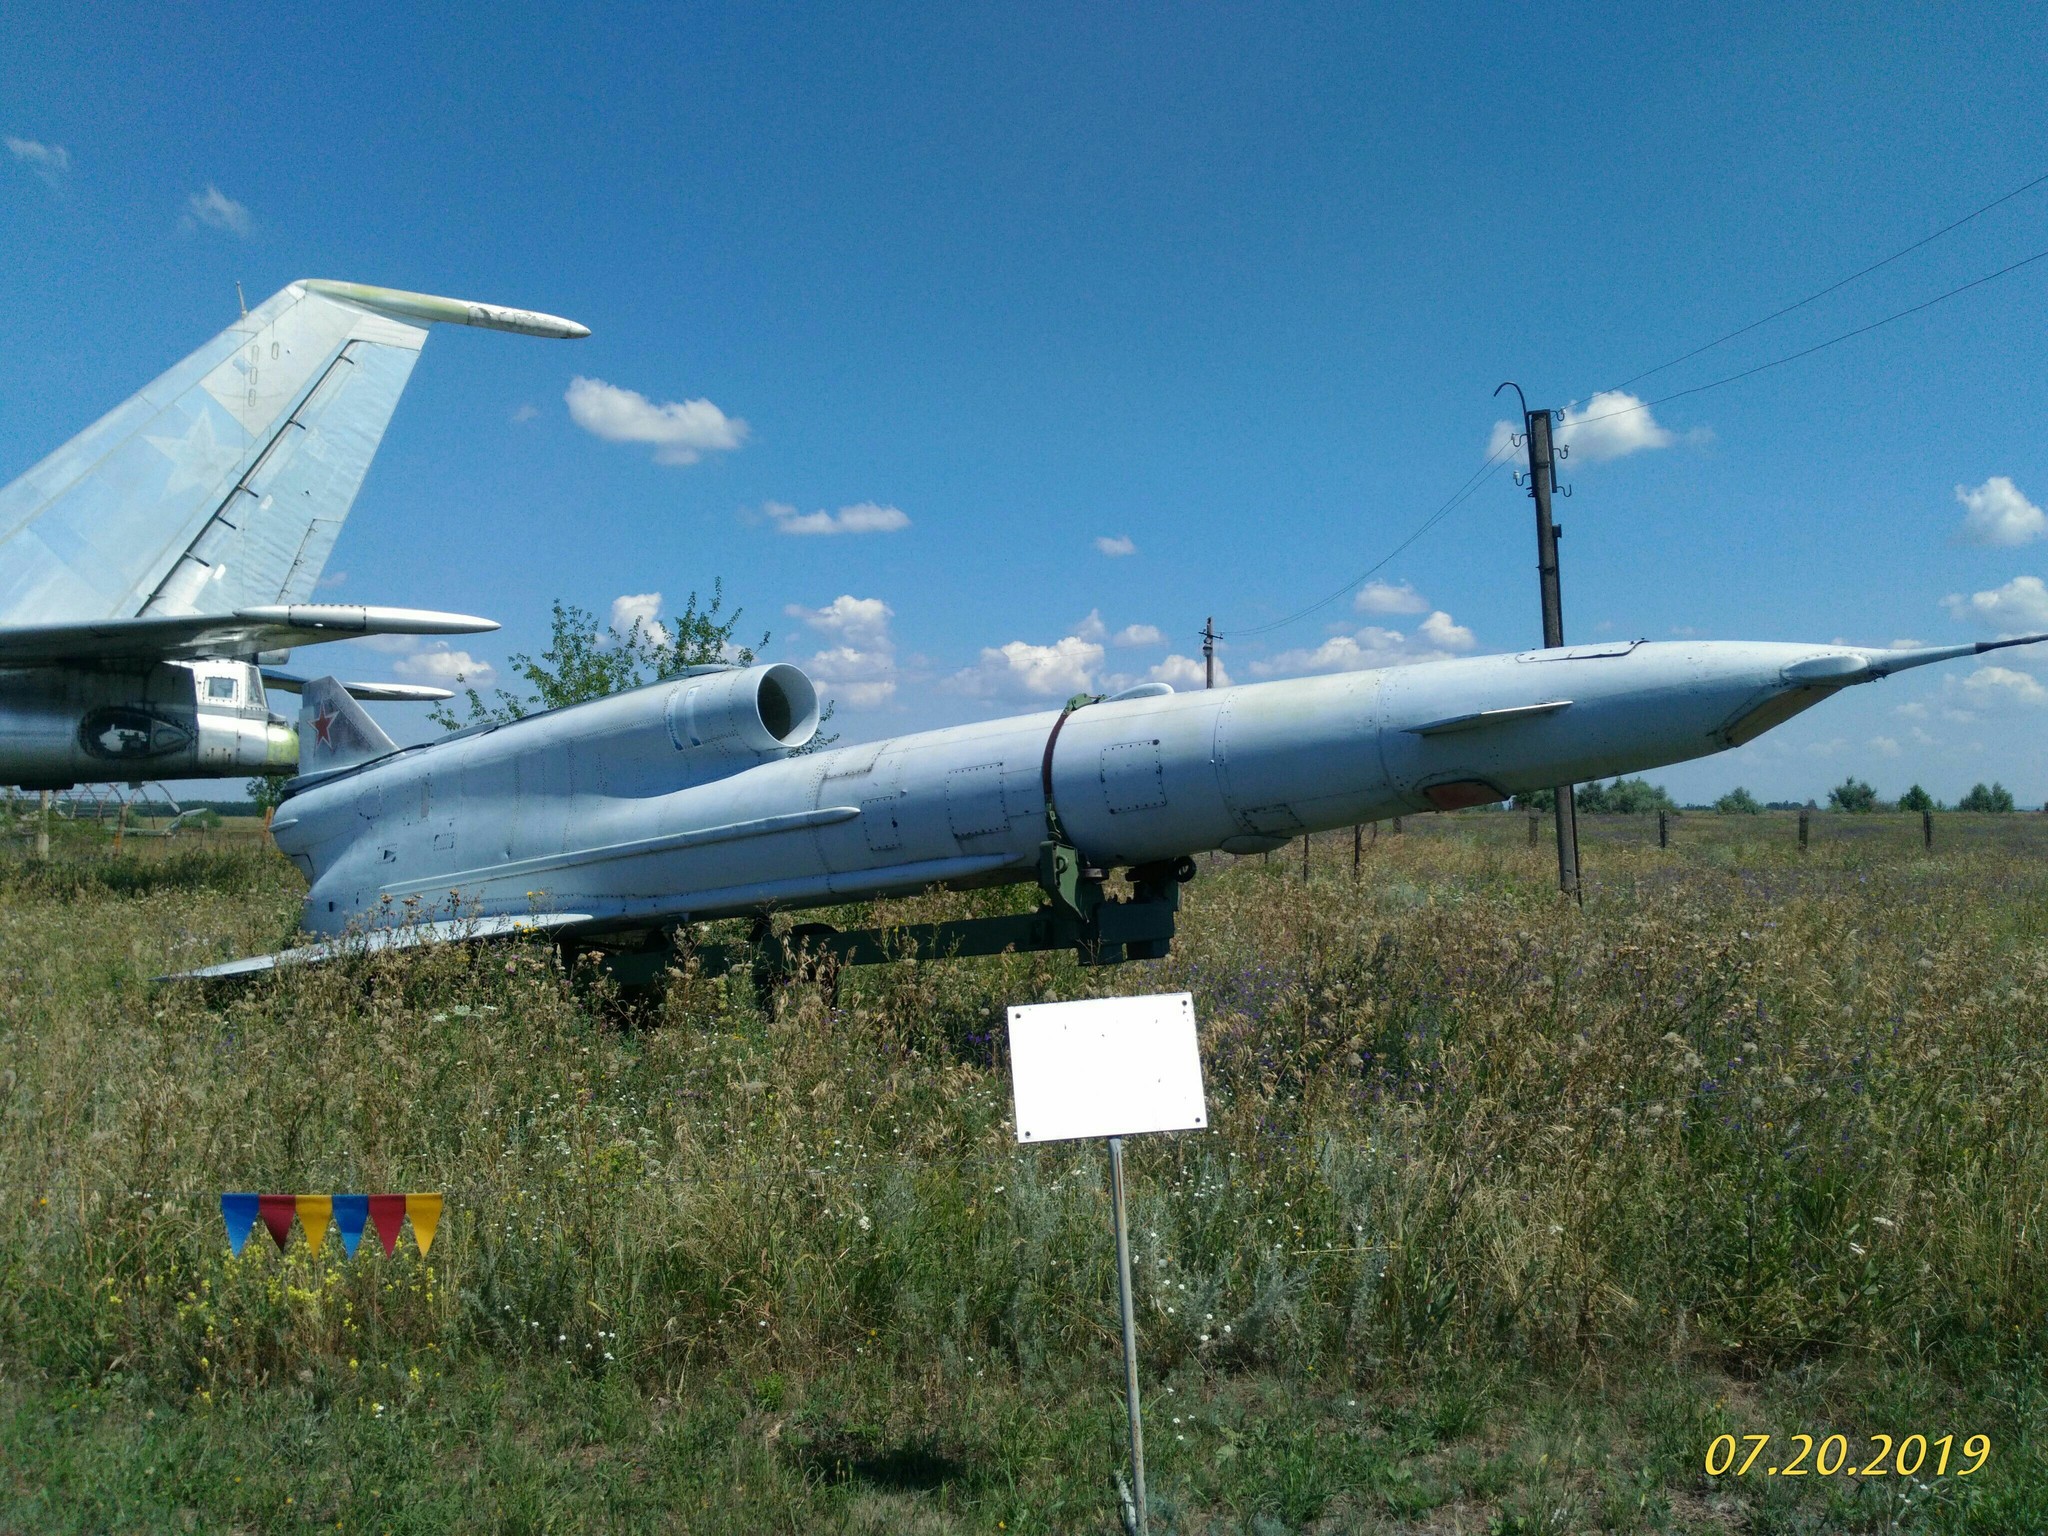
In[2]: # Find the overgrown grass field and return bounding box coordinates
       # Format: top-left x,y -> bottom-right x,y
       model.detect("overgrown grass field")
3,812 -> 2046,1532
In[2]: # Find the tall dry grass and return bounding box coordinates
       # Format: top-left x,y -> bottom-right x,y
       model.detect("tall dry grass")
2,815 -> 2045,1528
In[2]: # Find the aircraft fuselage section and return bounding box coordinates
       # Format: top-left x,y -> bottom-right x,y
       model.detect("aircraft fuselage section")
0,660 -> 295,789
272,642 -> 1843,938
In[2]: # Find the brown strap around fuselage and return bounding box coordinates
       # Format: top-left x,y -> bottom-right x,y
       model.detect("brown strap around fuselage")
1040,702 -> 1081,841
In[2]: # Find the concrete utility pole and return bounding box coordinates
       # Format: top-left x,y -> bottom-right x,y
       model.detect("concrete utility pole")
1202,618 -> 1217,690
1499,383 -> 1581,903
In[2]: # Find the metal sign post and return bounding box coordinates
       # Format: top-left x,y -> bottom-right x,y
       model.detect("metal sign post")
1107,1135 -> 1147,1532
1009,992 -> 1209,1536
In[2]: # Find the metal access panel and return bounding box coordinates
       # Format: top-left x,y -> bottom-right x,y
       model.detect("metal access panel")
1009,992 -> 1207,1143
1100,739 -> 1166,814
861,793 -> 903,852
946,762 -> 1009,838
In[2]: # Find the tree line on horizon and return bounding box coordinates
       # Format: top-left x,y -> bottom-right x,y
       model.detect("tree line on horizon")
1516,777 -> 2034,816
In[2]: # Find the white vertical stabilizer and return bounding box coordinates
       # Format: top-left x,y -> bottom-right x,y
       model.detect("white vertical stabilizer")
298,676 -> 397,775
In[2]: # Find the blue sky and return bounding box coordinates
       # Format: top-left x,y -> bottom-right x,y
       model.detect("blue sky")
5,4 -> 2048,803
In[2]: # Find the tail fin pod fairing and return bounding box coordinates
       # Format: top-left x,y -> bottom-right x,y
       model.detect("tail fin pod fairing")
0,280 -> 586,629
298,676 -> 399,776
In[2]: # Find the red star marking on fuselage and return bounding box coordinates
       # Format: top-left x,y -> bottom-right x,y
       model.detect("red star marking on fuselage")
312,708 -> 336,747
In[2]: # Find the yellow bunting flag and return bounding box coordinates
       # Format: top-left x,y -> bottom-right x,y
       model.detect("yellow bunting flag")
296,1195 -> 334,1257
406,1193 -> 443,1256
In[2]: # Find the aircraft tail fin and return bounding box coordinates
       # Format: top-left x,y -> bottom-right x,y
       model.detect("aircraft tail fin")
0,279 -> 586,631
299,676 -> 398,775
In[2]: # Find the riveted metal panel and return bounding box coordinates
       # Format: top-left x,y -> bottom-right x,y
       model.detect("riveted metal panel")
1100,738 -> 1166,814
861,794 -> 904,852
946,762 -> 1009,838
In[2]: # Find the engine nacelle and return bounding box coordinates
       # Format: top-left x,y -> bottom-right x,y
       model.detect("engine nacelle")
663,664 -> 820,756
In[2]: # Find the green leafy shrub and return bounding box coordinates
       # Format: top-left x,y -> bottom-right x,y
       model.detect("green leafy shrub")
1960,781 -> 2016,813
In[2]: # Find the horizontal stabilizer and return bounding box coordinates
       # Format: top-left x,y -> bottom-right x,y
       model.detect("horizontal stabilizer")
299,676 -> 398,774
160,911 -> 594,982
0,604 -> 496,666
261,669 -> 452,702
302,280 -> 589,339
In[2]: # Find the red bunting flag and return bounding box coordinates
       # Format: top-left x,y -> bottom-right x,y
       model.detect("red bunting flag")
367,1193 -> 407,1257
258,1193 -> 296,1252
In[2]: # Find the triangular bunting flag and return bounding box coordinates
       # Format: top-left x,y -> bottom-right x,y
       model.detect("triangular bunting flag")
406,1193 -> 443,1256
367,1193 -> 406,1257
332,1194 -> 369,1258
258,1193 -> 296,1252
296,1195 -> 334,1257
221,1193 -> 259,1255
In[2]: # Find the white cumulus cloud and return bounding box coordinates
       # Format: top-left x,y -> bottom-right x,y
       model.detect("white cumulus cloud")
787,594 -> 893,648
1148,653 -> 1229,689
609,592 -> 667,646
393,644 -> 495,687
1073,610 -> 1109,642
566,376 -> 747,466
788,595 -> 897,707
185,184 -> 252,237
1962,665 -> 2047,707
1488,389 -> 1685,466
6,136 -> 69,188
1868,735 -> 1901,758
1954,476 -> 2046,547
1252,609 -> 1480,678
1095,534 -> 1137,557
1114,623 -> 1164,647
762,500 -> 910,536
952,635 -> 1103,700
1943,575 -> 2048,633
1418,610 -> 1476,651
1355,580 -> 1428,616
803,646 -> 897,706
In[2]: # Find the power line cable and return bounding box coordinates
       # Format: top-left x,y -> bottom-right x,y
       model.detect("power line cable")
1212,228 -> 2048,643
1562,239 -> 2048,434
1218,440 -> 1518,640
1609,167 -> 2048,393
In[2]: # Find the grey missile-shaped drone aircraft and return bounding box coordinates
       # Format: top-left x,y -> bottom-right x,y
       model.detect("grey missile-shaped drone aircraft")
0,279 -> 586,789
182,628 -> 2044,983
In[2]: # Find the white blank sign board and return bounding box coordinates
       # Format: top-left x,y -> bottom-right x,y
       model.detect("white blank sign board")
1009,991 -> 1207,1144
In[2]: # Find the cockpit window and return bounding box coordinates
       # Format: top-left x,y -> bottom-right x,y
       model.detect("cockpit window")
205,677 -> 237,701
